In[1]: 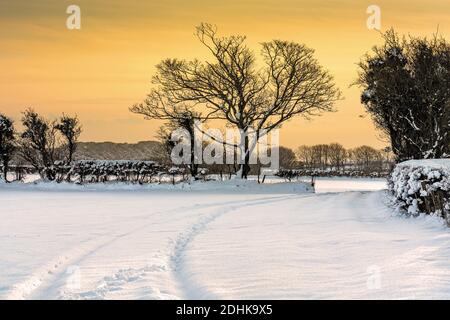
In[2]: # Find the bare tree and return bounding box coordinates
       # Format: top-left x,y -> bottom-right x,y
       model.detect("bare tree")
328,143 -> 346,171
296,145 -> 314,169
349,145 -> 383,172
55,115 -> 82,163
18,109 -> 59,178
310,144 -> 330,169
273,146 -> 296,169
156,114 -> 201,176
132,98 -> 201,176
132,23 -> 341,178
0,114 -> 16,182
156,126 -> 174,165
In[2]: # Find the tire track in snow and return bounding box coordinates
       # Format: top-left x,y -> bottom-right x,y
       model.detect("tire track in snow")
169,195 -> 299,299
11,194 -> 306,300
61,264 -> 177,300
61,195 -> 301,300
6,196 -> 286,300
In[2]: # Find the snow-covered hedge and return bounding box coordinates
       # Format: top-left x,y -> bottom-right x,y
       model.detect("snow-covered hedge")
43,160 -> 175,184
390,160 -> 450,224
275,168 -> 385,181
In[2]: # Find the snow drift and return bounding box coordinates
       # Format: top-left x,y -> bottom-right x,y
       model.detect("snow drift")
0,177 -> 314,195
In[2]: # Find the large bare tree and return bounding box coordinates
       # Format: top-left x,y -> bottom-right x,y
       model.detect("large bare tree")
132,23 -> 341,178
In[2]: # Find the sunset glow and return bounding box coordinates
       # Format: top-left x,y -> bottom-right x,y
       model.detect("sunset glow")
1,0 -> 448,148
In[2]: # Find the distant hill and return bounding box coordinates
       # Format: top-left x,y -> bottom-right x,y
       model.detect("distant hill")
75,141 -> 167,162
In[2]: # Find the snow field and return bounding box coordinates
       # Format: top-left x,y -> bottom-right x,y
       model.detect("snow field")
1,178 -> 450,300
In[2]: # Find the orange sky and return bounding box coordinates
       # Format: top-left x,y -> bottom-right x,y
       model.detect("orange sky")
0,0 -> 449,149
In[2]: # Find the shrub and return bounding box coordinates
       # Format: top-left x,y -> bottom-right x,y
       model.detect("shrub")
389,160 -> 450,225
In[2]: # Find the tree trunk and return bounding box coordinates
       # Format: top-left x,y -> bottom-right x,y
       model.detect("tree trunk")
189,124 -> 198,178
68,142 -> 74,164
2,160 -> 9,182
238,132 -> 251,179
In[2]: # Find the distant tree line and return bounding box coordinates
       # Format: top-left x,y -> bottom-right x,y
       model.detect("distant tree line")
295,143 -> 393,173
274,144 -> 394,182
151,142 -> 393,178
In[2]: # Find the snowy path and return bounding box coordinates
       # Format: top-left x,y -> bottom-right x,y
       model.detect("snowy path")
181,191 -> 450,299
1,181 -> 450,300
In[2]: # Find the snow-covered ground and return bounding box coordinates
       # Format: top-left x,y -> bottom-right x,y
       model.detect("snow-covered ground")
1,178 -> 450,300
312,177 -> 387,193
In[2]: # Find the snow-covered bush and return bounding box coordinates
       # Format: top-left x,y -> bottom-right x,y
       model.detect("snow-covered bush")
389,160 -> 450,224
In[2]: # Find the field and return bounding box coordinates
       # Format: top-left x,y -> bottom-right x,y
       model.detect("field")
1,177 -> 450,300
